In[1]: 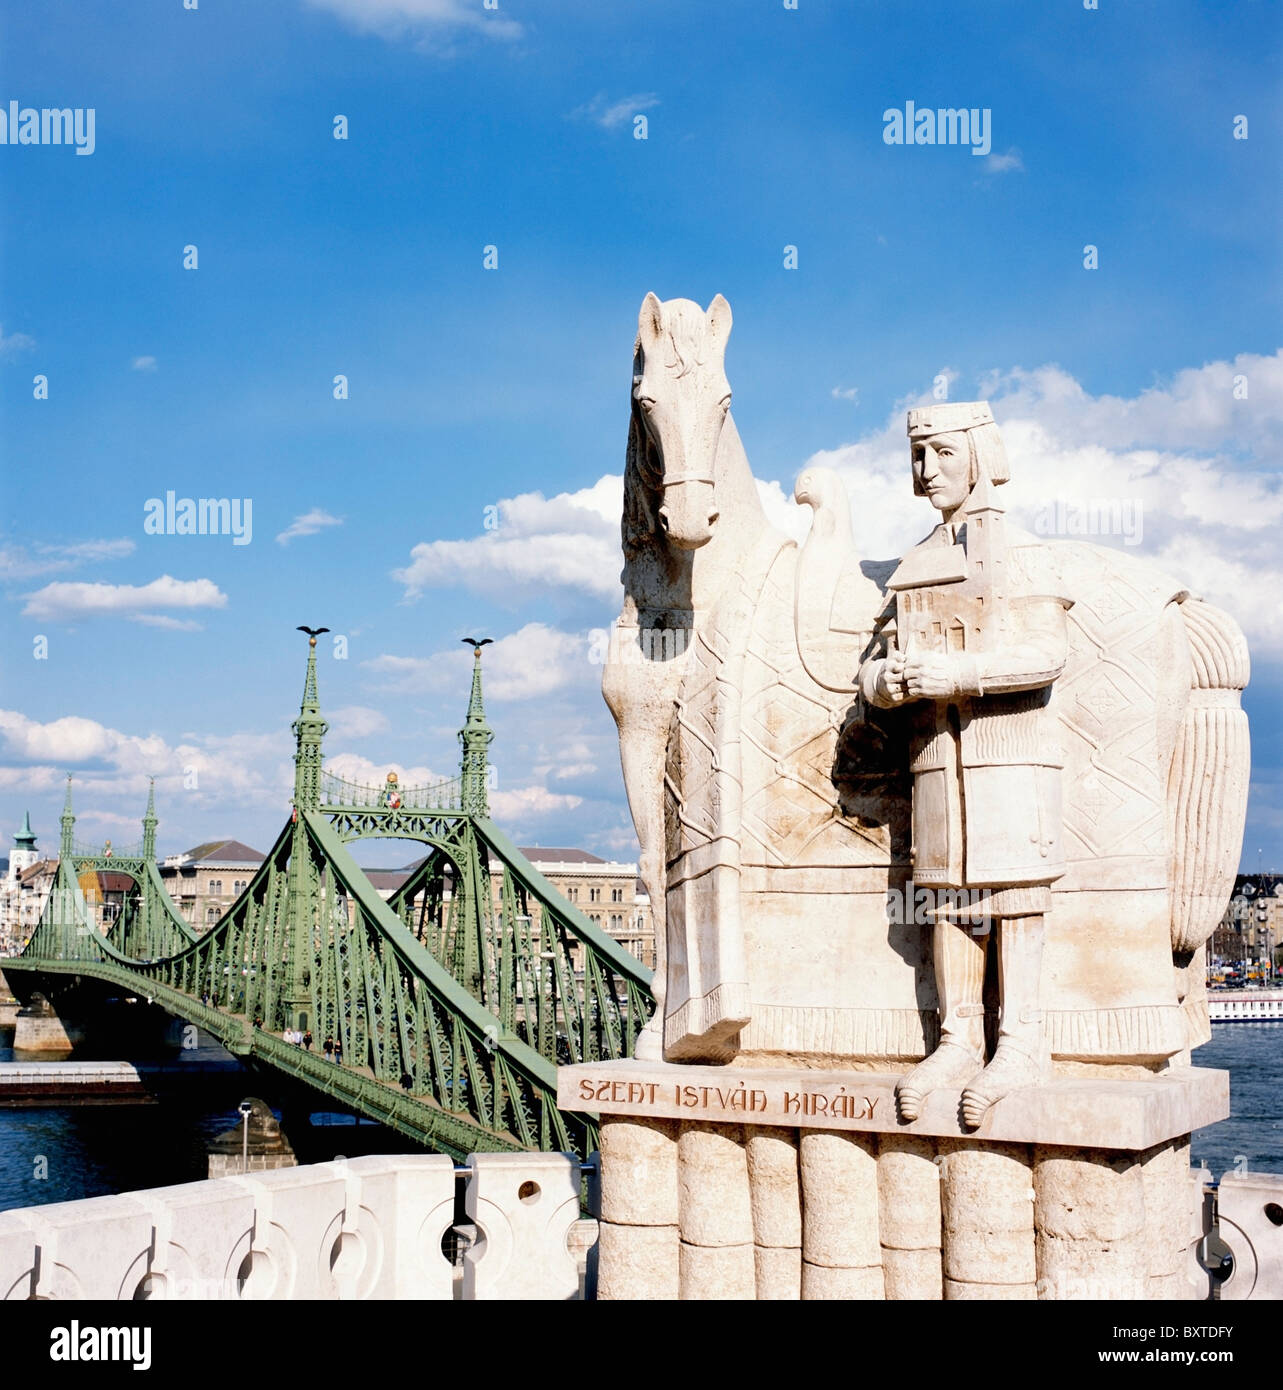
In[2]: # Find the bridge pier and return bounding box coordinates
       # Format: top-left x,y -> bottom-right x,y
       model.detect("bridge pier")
11,991 -> 85,1053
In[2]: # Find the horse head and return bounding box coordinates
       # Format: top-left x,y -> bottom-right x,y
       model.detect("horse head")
630,292 -> 734,550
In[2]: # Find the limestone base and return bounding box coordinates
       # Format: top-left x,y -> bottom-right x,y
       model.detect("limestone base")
12,1010 -> 83,1053
571,1061 -> 1222,1302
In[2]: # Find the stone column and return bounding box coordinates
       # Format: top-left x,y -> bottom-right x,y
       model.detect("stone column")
745,1126 -> 802,1299
1141,1137 -> 1197,1299
877,1136 -> 943,1299
677,1122 -> 756,1299
799,1130 -> 883,1299
940,1141 -> 1036,1299
1034,1146 -> 1148,1299
596,1116 -> 680,1300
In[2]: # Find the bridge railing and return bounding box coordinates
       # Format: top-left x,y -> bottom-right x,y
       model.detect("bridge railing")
0,1152 -> 598,1300
320,768 -> 462,811
72,839 -> 143,861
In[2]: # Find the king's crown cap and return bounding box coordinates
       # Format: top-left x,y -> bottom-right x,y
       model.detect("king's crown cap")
906,401 -> 995,437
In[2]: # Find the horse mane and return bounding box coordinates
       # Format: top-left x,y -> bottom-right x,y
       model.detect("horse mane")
623,338 -> 659,561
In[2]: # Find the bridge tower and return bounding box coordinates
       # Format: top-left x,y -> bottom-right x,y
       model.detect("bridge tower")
459,640 -> 494,817
59,774 -> 74,863
141,779 -> 157,863
284,633 -> 329,1033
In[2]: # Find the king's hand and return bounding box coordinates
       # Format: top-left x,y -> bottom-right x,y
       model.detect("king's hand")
873,650 -> 908,704
902,652 -> 982,700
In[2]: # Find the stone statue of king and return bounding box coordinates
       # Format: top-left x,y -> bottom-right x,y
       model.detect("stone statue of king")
857,402 -> 1073,1127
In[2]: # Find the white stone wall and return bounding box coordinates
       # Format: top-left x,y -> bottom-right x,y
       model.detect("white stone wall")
0,1153 -> 596,1300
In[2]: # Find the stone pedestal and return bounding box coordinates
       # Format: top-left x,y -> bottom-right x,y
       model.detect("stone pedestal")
207,1098 -> 297,1179
563,1060 -> 1225,1301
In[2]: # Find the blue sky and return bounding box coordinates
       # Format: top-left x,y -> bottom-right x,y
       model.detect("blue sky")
0,0 -> 1279,868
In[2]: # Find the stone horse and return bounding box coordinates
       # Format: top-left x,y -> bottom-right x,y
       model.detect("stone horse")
604,292 -> 1249,1081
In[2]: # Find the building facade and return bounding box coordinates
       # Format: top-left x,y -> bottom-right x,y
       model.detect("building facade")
365,845 -> 655,969
0,813 -> 40,950
158,840 -> 266,932
510,847 -> 654,970
1211,872 -> 1283,981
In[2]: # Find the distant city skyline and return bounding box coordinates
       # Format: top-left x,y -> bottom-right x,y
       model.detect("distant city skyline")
1,1 -> 1279,868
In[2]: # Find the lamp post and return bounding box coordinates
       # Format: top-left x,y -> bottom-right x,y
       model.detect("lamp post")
238,1099 -> 253,1174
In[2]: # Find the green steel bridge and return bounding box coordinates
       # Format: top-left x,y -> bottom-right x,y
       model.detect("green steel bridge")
1,637 -> 654,1162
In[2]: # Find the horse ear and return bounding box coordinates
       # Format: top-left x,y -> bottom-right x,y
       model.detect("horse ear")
706,293 -> 732,346
638,292 -> 664,346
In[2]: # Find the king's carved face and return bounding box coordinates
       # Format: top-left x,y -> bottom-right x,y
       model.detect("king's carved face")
912,430 -> 971,512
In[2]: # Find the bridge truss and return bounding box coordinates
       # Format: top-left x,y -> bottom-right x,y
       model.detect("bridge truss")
4,638 -> 654,1161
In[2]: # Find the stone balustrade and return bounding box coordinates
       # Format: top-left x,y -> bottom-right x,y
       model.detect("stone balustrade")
1,1150 -> 1277,1300
0,1152 -> 596,1300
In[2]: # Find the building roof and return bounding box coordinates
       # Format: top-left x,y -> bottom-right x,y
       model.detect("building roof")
172,840 -> 265,868
519,847 -> 607,865
366,869 -> 409,892
96,872 -> 137,894
19,859 -> 58,884
1232,873 -> 1283,899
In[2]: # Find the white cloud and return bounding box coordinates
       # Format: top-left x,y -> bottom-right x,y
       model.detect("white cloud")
0,711 -> 169,768
131,355 -> 157,372
276,509 -> 344,545
303,0 -> 521,46
985,148 -> 1025,174
568,92 -> 661,130
134,614 -> 203,631
801,350 -> 1283,660
21,575 -> 227,624
0,711 -> 295,825
366,622 -> 593,702
328,705 -> 389,739
831,386 -> 859,402
393,476 -> 623,603
0,325 -> 35,357
0,538 -> 134,580
490,785 -> 583,822
975,352 -> 1283,458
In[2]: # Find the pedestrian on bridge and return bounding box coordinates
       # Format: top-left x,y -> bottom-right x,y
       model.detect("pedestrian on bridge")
334,1038 -> 343,1065
324,1034 -> 334,1060
303,1030 -> 313,1051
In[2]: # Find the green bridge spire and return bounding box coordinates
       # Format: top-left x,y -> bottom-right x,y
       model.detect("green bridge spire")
292,632 -> 330,812
59,775 -> 75,861
141,779 -> 157,861
459,638 -> 494,816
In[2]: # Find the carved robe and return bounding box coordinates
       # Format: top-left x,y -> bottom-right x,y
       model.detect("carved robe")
858,520 -> 1072,914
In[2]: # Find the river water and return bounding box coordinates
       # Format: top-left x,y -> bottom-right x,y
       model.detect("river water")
0,1048 -> 423,1211
0,1025 -> 1278,1211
